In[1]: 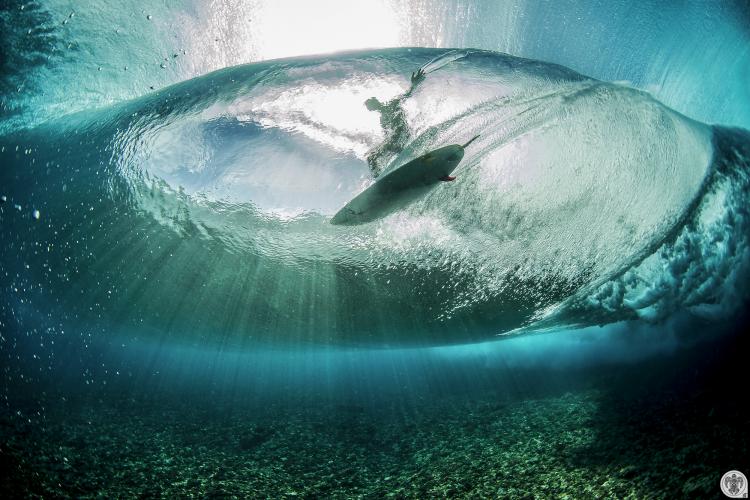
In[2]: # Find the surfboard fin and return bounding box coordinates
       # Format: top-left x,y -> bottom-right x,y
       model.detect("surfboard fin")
440,175 -> 456,182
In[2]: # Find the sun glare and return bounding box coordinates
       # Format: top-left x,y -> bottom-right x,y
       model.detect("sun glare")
254,0 -> 401,60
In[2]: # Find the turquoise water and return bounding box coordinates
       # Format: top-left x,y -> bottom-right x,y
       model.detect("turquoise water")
2,1 -> 749,497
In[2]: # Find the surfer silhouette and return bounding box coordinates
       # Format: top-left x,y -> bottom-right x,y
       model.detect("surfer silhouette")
365,68 -> 426,176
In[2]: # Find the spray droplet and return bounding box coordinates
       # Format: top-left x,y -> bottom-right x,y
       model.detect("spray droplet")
32,210 -> 40,220
147,14 -> 152,20
0,195 -> 6,203
160,62 -> 166,69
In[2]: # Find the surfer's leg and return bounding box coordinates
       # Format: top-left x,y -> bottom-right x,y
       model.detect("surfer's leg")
366,147 -> 385,177
367,138 -> 405,177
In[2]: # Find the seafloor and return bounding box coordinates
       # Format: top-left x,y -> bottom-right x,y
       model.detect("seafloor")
2,331 -> 748,498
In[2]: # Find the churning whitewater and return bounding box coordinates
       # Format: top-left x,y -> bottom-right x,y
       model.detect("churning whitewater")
1,48 -> 748,345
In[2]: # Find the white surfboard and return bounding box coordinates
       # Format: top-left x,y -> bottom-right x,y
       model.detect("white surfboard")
331,135 -> 479,225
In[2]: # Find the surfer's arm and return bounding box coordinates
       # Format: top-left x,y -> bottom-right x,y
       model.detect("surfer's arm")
404,68 -> 426,97
411,68 -> 426,86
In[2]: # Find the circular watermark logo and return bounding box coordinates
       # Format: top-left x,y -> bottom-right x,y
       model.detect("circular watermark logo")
721,470 -> 748,498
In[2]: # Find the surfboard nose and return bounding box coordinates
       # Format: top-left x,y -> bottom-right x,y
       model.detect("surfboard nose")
446,150 -> 463,162
444,146 -> 464,169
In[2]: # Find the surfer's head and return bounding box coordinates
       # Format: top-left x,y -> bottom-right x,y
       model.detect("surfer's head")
365,97 -> 383,111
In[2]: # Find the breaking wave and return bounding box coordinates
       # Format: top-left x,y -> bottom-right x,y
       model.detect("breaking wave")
1,48 -> 748,345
